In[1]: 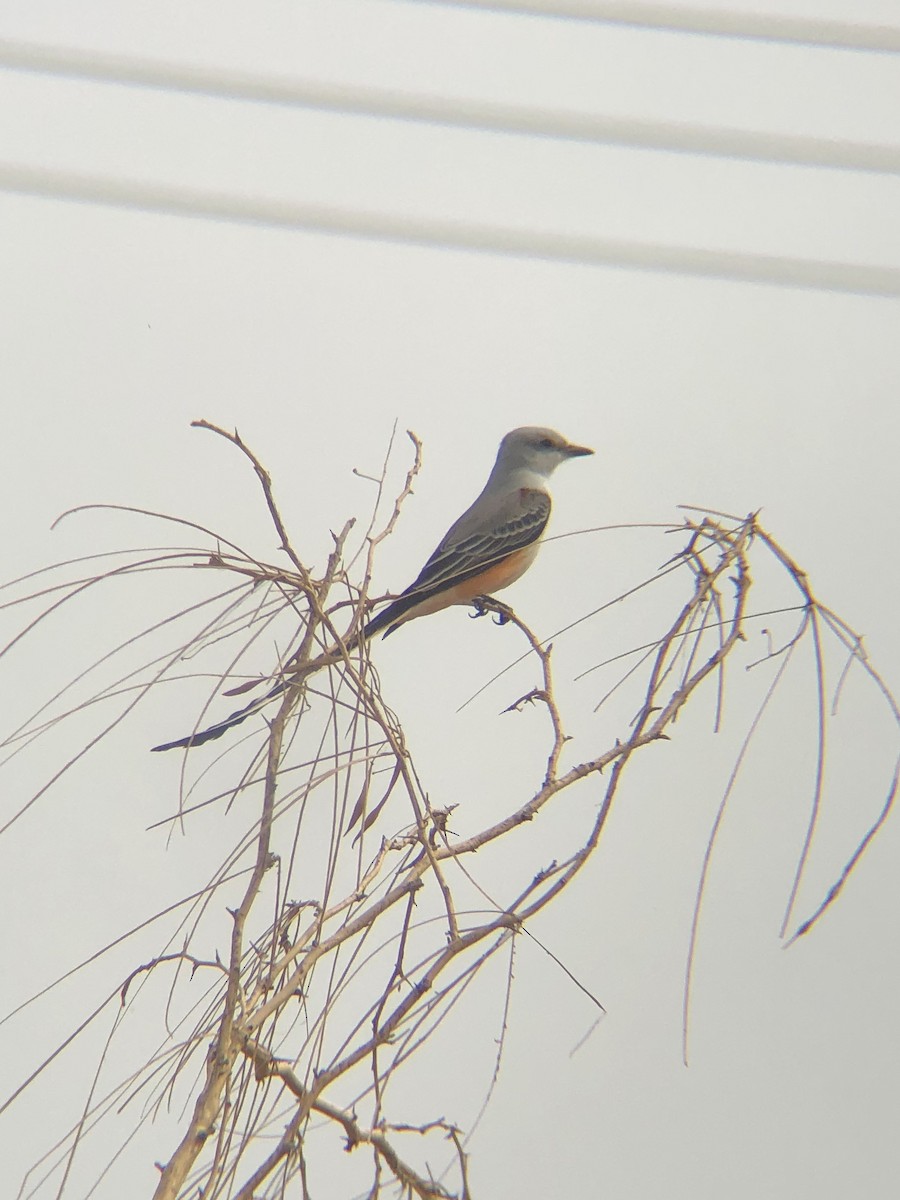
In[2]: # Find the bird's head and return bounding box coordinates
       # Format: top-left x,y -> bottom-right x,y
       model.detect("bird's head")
495,426 -> 594,482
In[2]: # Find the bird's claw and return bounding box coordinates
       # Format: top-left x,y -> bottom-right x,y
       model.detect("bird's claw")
470,595 -> 513,626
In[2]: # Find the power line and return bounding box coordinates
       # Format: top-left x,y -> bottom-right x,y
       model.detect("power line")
2,161 -> 898,297
409,0 -> 900,52
2,39 -> 899,174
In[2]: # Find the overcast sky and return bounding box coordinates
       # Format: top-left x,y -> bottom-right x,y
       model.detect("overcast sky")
1,3 -> 899,1197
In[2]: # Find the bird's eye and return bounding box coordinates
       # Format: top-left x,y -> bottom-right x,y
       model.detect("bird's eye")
539,437 -> 554,449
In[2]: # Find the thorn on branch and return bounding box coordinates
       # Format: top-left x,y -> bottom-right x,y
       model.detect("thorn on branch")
532,861 -> 558,886
631,704 -> 661,727
332,518 -> 356,552
118,952 -> 225,1004
503,688 -> 548,714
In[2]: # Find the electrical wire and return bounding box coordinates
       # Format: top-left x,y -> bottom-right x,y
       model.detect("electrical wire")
406,0 -> 900,52
1,39 -> 898,173
2,161 -> 898,297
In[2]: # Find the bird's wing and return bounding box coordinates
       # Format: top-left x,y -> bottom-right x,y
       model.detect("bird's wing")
411,486 -> 550,593
366,488 -> 550,636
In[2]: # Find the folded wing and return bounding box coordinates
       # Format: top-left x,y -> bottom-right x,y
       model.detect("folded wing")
365,488 -> 551,638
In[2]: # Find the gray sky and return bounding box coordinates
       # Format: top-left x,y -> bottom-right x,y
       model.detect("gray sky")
1,2 -> 899,1197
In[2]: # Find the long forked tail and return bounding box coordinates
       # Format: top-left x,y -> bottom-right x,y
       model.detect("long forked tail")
151,627 -> 370,753
152,587 -> 437,752
150,679 -> 289,752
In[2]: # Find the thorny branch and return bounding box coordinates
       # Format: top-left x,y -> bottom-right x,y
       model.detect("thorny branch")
1,431 -> 896,1200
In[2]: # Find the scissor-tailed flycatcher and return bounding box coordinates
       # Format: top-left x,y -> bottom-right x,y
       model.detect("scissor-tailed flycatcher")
152,426 -> 592,751
364,425 -> 593,638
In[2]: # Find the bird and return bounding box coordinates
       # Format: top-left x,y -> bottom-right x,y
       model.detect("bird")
363,425 -> 593,638
152,426 -> 592,752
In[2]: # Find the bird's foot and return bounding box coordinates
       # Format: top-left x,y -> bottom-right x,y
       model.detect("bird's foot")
470,595 -> 514,626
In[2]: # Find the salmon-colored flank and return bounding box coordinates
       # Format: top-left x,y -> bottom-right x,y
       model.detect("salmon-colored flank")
398,542 -> 541,624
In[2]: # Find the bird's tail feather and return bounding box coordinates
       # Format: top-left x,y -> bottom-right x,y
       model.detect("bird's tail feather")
150,678 -> 288,752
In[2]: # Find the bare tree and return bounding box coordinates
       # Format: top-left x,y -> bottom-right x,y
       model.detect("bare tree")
2,424 -> 896,1199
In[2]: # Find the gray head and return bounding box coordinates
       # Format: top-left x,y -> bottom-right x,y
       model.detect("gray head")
488,426 -> 594,487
